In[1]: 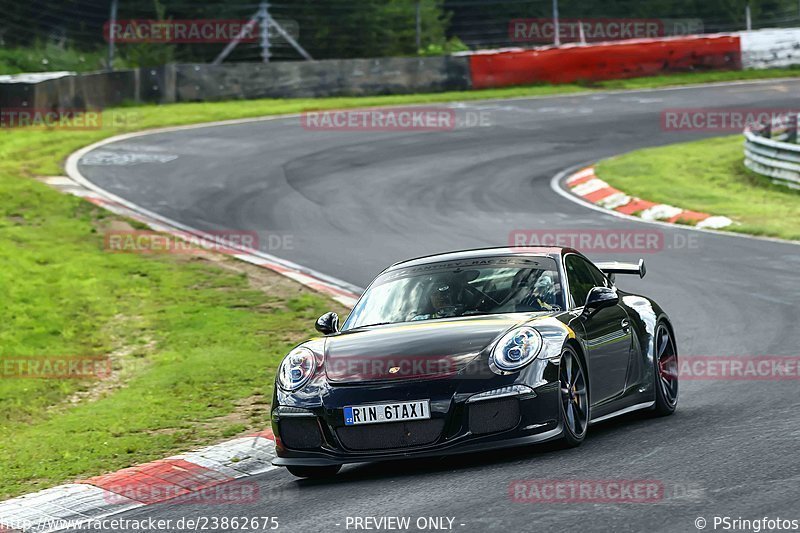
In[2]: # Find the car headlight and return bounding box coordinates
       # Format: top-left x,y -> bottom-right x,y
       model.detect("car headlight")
277,347 -> 316,391
491,327 -> 543,372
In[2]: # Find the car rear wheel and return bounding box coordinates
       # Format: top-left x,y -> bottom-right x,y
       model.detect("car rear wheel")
558,345 -> 589,447
286,465 -> 342,479
653,322 -> 679,416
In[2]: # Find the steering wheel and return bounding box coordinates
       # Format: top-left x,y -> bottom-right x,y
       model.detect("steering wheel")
464,282 -> 501,310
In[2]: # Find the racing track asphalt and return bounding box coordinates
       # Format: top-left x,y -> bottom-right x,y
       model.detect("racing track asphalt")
73,80 -> 800,533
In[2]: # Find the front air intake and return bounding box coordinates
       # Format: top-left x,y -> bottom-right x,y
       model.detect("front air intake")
280,418 -> 323,449
468,398 -> 520,435
336,419 -> 445,451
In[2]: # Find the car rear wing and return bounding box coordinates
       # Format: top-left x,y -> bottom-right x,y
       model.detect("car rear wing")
596,259 -> 646,282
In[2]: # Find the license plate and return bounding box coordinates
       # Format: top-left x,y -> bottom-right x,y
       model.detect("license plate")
344,400 -> 430,426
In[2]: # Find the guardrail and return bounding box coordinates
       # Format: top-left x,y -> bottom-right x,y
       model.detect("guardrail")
744,113 -> 800,189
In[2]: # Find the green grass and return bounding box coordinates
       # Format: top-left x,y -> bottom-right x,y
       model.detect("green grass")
590,66 -> 800,89
596,136 -> 800,241
0,44 -> 114,75
2,66 -> 800,499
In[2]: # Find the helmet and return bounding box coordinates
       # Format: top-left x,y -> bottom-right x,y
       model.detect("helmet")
430,283 -> 454,309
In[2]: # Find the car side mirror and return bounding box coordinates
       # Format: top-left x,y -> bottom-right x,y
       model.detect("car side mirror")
581,287 -> 619,317
315,312 -> 339,335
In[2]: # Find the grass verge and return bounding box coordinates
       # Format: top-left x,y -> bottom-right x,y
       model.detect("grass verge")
1,67 -> 799,499
596,136 -> 800,241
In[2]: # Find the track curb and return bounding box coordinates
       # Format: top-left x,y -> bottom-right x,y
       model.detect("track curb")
0,431 -> 276,533
563,166 -> 734,230
551,162 -> 800,247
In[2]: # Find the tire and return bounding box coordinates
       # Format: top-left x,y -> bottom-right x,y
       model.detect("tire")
652,321 -> 679,416
558,345 -> 589,448
286,465 -> 342,479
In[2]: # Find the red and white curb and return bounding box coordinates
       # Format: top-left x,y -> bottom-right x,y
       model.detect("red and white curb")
37,176 -> 361,308
564,167 -> 733,230
0,431 -> 275,533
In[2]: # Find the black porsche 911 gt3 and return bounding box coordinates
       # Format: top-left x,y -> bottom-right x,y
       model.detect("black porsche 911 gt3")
270,247 -> 679,478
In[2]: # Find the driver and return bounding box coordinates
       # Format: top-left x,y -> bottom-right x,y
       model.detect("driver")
430,283 -> 454,309
409,276 -> 465,320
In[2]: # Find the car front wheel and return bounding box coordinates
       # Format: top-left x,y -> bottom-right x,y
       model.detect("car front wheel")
558,345 -> 589,447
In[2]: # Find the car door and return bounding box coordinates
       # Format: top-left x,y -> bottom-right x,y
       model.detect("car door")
564,254 -> 632,405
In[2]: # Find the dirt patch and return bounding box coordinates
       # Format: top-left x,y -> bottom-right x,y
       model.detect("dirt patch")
50,315 -> 157,414
201,254 -> 309,301
5,214 -> 28,225
207,394 -> 271,430
198,254 -> 349,317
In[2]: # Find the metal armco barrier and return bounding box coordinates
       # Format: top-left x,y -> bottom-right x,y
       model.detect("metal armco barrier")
744,114 -> 800,189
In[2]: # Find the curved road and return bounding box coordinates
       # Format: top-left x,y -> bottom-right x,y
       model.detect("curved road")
75,80 -> 800,532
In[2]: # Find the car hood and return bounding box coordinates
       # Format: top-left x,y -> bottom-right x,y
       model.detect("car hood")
324,314 -> 537,383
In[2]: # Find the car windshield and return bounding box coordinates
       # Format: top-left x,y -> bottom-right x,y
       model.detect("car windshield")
343,256 -> 563,330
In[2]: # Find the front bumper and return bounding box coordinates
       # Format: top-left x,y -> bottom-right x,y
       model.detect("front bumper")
271,362 -> 562,466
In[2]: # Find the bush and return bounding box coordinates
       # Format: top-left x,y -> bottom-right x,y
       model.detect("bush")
418,37 -> 470,56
